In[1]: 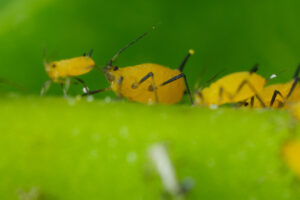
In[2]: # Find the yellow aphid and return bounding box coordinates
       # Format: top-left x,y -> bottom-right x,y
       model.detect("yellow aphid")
194,66 -> 266,106
282,140 -> 300,178
244,81 -> 293,108
41,50 -> 95,96
84,28 -> 194,104
244,65 -> 300,108
45,56 -> 95,82
105,63 -> 186,104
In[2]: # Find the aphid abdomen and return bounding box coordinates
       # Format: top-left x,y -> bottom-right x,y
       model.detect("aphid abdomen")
116,64 -> 185,104
202,72 -> 266,105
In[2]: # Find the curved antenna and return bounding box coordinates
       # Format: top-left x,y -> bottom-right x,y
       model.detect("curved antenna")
107,26 -> 156,67
43,46 -> 47,65
0,77 -> 27,92
194,66 -> 207,90
194,68 -> 225,90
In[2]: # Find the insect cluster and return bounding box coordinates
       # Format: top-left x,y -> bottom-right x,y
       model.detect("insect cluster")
2,27 -> 300,114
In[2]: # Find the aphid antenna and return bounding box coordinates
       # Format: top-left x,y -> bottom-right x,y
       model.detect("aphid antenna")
106,26 -> 156,68
0,77 -> 27,92
43,46 -> 47,65
194,66 -> 207,91
249,63 -> 258,73
195,68 -> 226,91
88,49 -> 93,57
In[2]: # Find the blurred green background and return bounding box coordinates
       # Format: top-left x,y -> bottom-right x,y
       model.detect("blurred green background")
1,0 -> 300,96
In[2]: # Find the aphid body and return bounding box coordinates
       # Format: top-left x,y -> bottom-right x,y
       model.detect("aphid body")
85,28 -> 194,104
41,50 -> 95,96
194,67 -> 266,106
45,56 -> 95,82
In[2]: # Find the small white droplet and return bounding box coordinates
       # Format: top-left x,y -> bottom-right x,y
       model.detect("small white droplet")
83,87 -> 89,93
269,74 -> 277,79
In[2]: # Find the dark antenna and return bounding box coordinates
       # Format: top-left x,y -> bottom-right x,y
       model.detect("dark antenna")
43,46 -> 47,65
88,49 -> 93,57
0,78 -> 27,92
107,26 -> 156,67
249,63 -> 258,73
178,49 -> 194,72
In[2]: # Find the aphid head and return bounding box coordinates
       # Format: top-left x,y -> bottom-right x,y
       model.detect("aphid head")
103,65 -> 119,82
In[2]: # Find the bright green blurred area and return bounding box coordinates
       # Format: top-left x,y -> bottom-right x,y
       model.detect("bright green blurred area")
1,0 -> 300,97
0,95 -> 299,199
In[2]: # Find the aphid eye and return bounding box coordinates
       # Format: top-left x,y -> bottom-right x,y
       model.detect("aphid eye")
113,66 -> 119,71
52,64 -> 56,68
244,102 -> 249,106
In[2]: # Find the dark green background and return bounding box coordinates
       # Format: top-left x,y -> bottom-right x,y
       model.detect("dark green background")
1,0 -> 300,96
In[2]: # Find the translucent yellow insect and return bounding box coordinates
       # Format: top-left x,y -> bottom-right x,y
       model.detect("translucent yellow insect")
84,28 -> 194,104
194,65 -> 267,107
41,50 -> 95,96
282,140 -> 300,178
243,65 -> 300,108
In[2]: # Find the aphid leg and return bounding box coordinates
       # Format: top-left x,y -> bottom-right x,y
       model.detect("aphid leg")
73,77 -> 89,94
178,49 -> 194,72
160,73 -> 193,104
218,86 -> 233,104
116,76 -> 124,99
287,77 -> 299,98
270,90 -> 284,107
234,80 -> 266,107
82,87 -> 111,96
131,72 -> 159,103
250,96 -> 254,107
60,77 -> 71,98
40,80 -> 52,96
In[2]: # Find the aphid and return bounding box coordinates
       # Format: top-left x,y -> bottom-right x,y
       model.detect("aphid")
41,49 -> 95,96
243,65 -> 300,108
194,65 -> 267,107
84,28 -> 194,104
